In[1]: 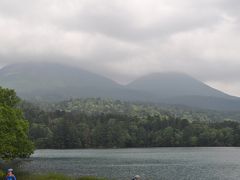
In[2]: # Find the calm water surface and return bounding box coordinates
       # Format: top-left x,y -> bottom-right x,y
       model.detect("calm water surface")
20,147 -> 240,180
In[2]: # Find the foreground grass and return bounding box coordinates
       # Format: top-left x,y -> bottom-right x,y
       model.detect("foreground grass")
3,173 -> 108,180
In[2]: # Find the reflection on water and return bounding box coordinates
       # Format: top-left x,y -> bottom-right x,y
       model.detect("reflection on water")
20,147 -> 240,180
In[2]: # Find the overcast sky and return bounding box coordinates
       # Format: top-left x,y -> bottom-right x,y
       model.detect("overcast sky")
0,0 -> 240,96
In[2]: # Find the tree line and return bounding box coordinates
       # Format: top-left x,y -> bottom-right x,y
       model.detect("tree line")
20,99 -> 240,149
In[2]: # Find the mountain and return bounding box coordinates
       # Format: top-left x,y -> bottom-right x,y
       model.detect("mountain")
0,62 -> 118,89
127,73 -> 231,98
127,73 -> 240,110
0,63 -> 152,101
0,63 -> 240,111
0,63 -> 124,101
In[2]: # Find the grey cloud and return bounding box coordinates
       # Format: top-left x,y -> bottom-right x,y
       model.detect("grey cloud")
61,2 -> 223,42
218,0 -> 240,16
0,0 -> 240,96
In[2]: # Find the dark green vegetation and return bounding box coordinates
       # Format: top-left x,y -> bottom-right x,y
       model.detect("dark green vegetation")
19,174 -> 108,180
0,172 -> 107,180
1,62 -> 240,110
19,98 -> 240,149
0,87 -> 34,160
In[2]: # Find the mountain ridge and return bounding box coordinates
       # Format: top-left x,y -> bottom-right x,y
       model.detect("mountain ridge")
0,62 -> 239,111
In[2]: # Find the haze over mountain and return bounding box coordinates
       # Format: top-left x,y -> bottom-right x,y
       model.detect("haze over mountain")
0,63 -> 154,102
0,62 -> 239,111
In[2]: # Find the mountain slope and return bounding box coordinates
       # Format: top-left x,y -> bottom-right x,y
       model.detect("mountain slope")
127,73 -> 231,99
127,72 -> 240,110
0,63 -> 150,101
0,63 -> 118,90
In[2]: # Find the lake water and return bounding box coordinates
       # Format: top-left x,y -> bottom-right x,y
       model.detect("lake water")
19,147 -> 240,180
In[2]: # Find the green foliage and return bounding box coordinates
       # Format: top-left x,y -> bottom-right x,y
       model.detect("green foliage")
16,173 -> 108,180
0,87 -> 34,160
0,169 -> 4,179
0,87 -> 20,107
18,98 -> 240,148
77,177 -> 108,180
19,173 -> 69,180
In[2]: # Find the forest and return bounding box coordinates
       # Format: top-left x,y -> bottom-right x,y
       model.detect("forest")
19,98 -> 240,149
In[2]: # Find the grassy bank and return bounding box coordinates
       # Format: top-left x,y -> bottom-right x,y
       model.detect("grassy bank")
1,172 -> 108,180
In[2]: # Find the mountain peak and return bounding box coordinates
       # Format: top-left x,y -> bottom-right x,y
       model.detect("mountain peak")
127,72 -> 230,99
0,62 -> 121,101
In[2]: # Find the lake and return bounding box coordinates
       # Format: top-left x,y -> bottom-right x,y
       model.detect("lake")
19,147 -> 240,180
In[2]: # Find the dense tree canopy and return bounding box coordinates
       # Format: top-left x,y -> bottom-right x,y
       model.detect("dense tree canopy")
0,87 -> 34,160
19,98 -> 240,149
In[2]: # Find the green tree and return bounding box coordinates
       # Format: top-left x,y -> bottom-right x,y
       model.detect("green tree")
0,87 -> 34,160
29,123 -> 53,148
161,127 -> 176,146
